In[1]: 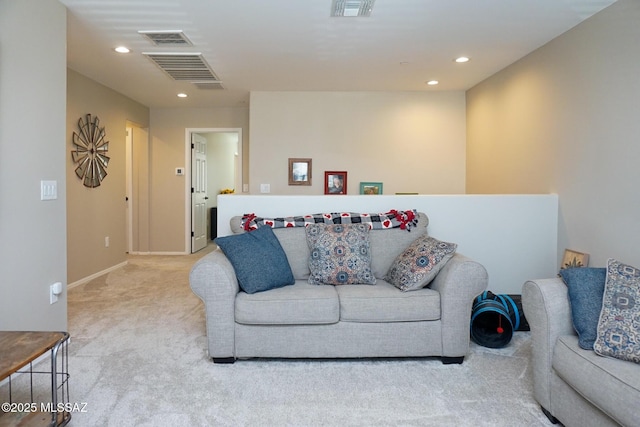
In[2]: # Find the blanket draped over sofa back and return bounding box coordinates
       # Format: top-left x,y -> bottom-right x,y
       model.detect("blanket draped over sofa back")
241,209 -> 419,232
230,211 -> 429,281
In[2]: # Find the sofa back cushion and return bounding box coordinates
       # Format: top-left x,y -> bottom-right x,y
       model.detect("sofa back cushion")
306,223 -> 376,285
369,212 -> 429,278
229,212 -> 429,281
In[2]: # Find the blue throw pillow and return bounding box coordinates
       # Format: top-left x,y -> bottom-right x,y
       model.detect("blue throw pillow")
559,267 -> 606,350
214,225 -> 295,294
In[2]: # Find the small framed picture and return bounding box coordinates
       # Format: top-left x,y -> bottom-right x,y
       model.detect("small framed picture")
561,249 -> 590,269
288,158 -> 312,186
360,182 -> 383,195
325,171 -> 347,195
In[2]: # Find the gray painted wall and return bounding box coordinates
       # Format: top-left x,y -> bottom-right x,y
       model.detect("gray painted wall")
0,0 -> 68,330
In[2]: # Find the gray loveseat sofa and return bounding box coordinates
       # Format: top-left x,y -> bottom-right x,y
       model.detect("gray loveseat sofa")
522,278 -> 640,427
190,212 -> 488,364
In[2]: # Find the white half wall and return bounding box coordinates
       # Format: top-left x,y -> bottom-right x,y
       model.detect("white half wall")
216,194 -> 558,295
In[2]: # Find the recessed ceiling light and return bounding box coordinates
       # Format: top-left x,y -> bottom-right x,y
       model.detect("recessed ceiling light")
114,46 -> 130,53
455,56 -> 470,63
426,80 -> 439,86
177,93 -> 188,98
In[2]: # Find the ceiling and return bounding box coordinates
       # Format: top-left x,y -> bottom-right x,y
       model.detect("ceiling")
60,0 -> 617,109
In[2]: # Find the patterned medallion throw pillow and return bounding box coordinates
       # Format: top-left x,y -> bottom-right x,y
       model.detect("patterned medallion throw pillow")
305,223 -> 376,285
385,234 -> 457,292
593,258 -> 640,364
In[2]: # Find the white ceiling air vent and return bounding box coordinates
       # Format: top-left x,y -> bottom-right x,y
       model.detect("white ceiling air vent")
138,30 -> 193,46
331,0 -> 375,17
142,52 -> 220,82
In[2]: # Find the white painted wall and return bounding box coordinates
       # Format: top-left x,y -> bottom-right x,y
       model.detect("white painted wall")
216,194 -> 558,295
205,132 -> 238,207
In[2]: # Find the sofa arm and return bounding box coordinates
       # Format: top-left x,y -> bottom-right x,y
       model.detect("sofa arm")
522,278 -> 574,413
189,248 -> 240,360
430,253 -> 488,357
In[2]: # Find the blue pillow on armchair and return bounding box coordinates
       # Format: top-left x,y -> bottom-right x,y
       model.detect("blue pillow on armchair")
558,267 -> 606,350
214,225 -> 295,294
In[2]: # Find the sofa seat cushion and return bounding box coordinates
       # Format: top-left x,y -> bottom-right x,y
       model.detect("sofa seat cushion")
552,335 -> 640,427
336,280 -> 440,322
235,281 -> 339,325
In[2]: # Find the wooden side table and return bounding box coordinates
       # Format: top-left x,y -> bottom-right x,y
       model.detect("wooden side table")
0,331 -> 71,427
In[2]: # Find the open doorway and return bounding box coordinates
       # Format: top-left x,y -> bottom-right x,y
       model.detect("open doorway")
185,128 -> 242,253
125,123 -> 150,254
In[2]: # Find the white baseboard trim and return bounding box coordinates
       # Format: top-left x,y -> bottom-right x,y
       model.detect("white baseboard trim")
127,251 -> 189,255
68,252 -> 190,290
67,261 -> 128,290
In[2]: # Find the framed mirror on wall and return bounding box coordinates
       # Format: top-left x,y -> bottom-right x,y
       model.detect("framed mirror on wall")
288,158 -> 312,186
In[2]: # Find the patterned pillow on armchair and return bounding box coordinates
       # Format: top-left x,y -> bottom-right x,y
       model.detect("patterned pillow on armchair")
594,258 -> 640,364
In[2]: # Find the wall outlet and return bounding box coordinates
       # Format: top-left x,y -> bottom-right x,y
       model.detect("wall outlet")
260,183 -> 270,193
243,184 -> 249,193
105,236 -> 110,247
50,282 -> 63,304
50,285 -> 58,304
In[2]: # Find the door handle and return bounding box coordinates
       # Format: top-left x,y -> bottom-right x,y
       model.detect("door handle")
204,196 -> 209,200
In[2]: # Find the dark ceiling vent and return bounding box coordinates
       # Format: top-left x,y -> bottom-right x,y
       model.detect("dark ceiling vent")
138,30 -> 193,46
142,52 -> 220,82
192,82 -> 225,90
331,0 -> 375,17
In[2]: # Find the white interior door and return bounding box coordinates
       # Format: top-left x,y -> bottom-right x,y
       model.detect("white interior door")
191,133 -> 208,253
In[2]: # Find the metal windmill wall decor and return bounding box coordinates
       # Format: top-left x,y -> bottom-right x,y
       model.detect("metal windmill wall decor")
71,114 -> 110,188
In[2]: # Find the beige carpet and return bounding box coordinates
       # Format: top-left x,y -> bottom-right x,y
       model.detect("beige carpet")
61,245 -> 555,427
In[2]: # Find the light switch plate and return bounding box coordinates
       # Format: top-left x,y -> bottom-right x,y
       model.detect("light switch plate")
41,180 -> 57,200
